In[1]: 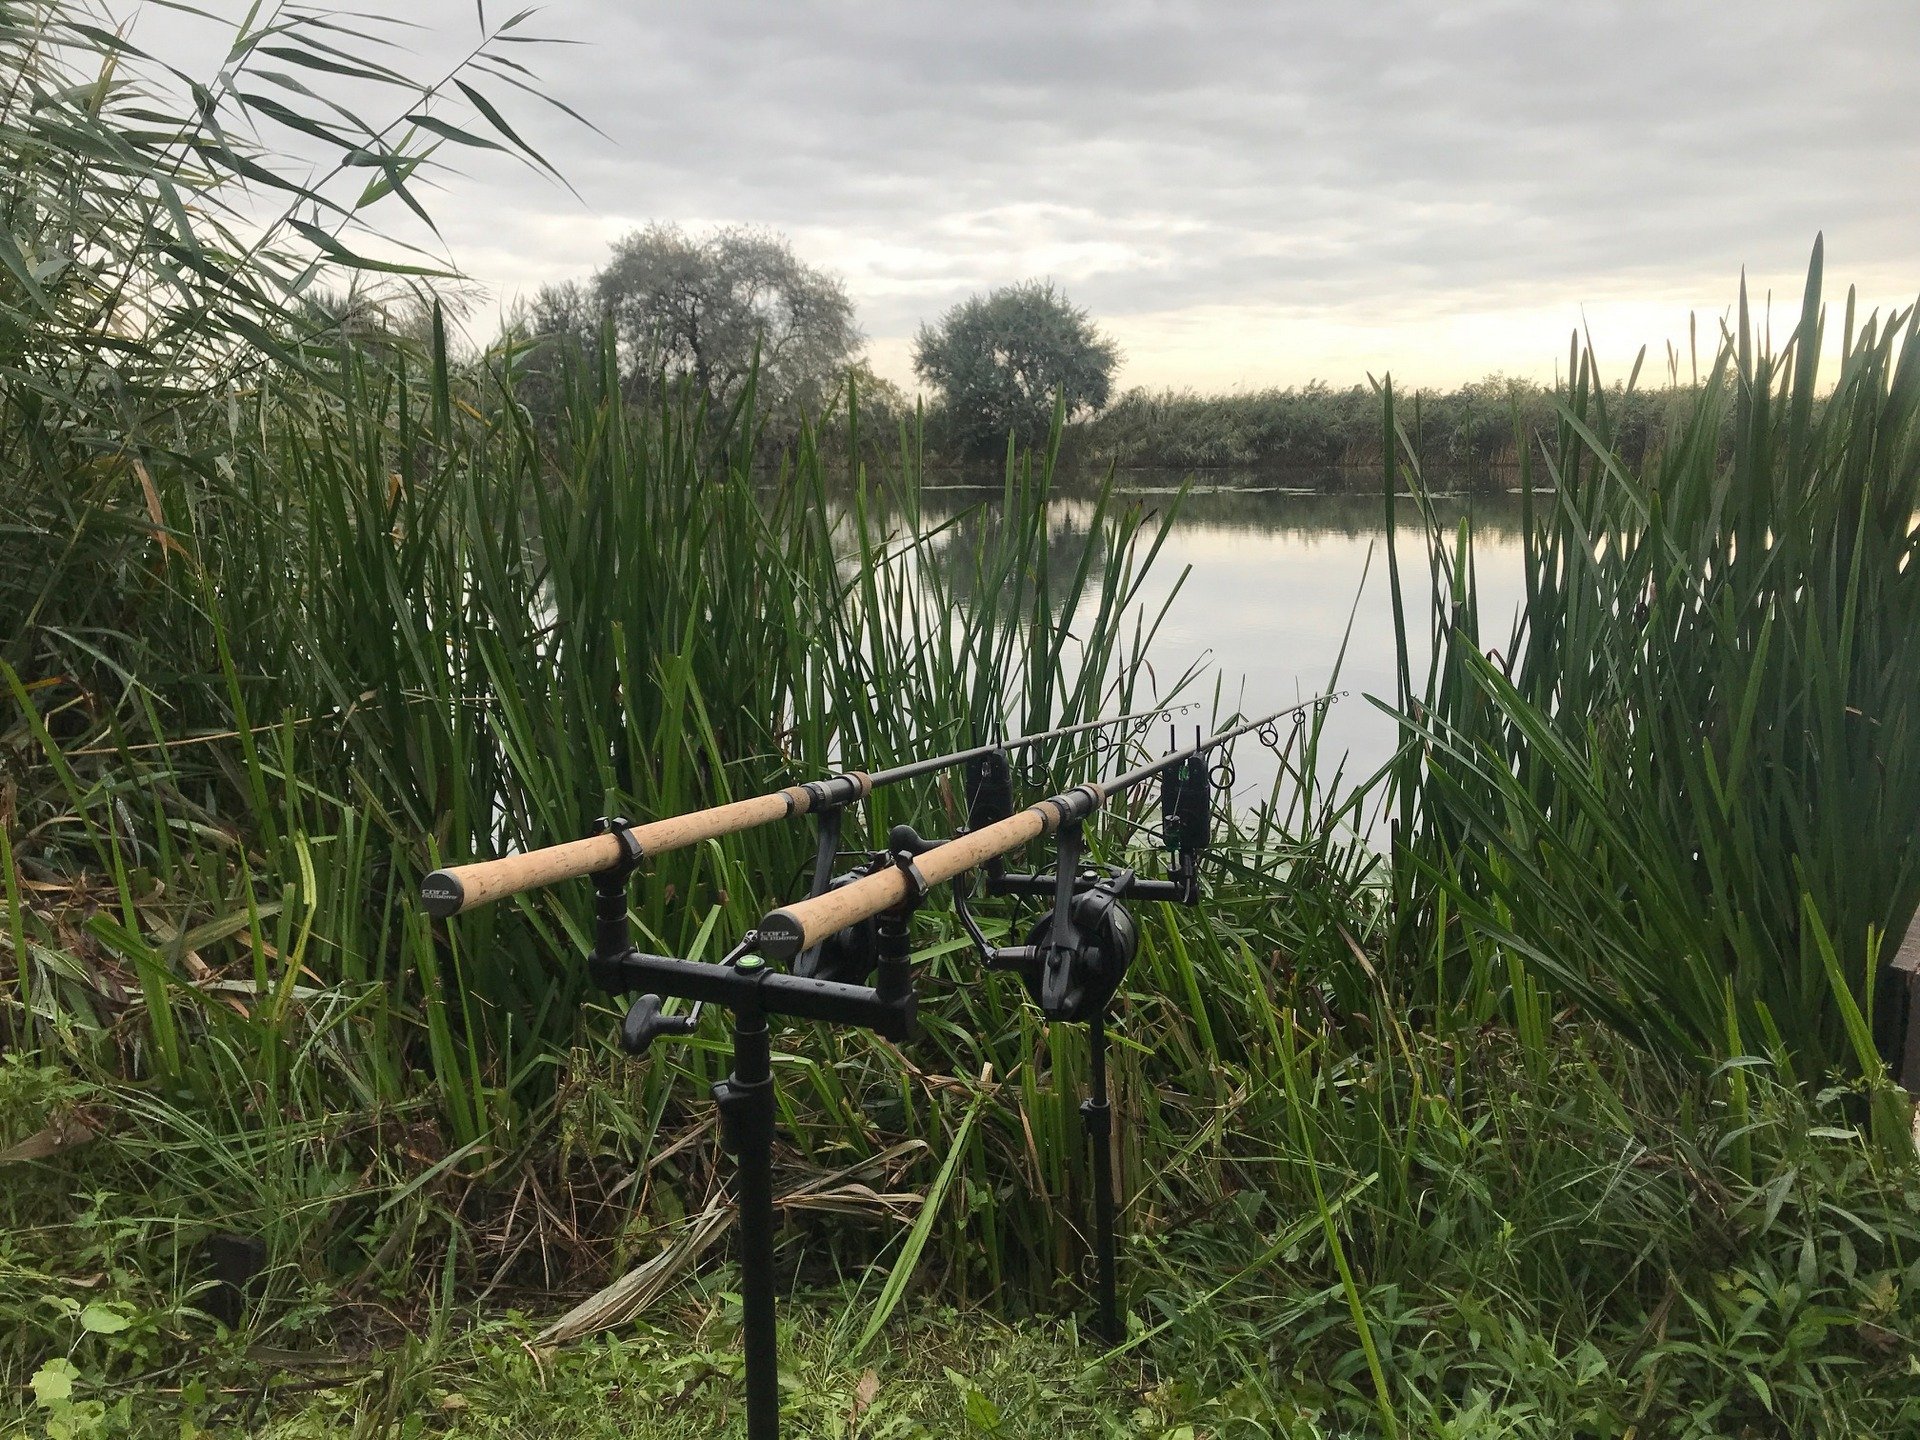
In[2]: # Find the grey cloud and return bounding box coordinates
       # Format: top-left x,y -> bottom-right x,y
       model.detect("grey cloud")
139,1 -> 1920,375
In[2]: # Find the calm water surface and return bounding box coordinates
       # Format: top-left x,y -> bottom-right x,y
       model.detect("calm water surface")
913,475 -> 1533,816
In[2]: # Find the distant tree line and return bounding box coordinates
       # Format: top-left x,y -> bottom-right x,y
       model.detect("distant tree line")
1058,377 -> 1695,479
507,225 -> 1120,455
507,224 -> 1702,481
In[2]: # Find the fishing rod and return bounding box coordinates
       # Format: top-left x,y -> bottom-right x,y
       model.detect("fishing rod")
752,695 -> 1338,961
418,704 -> 1182,917
585,692 -> 1340,1439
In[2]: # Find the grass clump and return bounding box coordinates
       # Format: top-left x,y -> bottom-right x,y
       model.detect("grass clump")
7,1014 -> 1916,1438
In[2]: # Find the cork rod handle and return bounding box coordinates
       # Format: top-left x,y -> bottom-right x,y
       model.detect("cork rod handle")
757,785 -> 1105,959
421,773 -> 871,917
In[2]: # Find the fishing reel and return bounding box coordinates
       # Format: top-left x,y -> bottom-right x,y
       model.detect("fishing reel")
948,736 -> 1215,1023
793,746 -> 1023,990
1000,869 -> 1139,1022
792,873 -> 880,985
791,823 -> 951,987
954,829 -> 1143,1022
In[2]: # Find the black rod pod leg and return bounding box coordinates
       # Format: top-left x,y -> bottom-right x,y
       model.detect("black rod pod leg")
714,961 -> 782,1440
590,925 -> 916,1438
1083,1012 -> 1121,1344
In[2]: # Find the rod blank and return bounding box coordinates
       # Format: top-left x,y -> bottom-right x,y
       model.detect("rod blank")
865,705 -> 1174,787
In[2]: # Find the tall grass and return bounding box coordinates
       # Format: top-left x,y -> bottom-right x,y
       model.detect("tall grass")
10,314 -> 1918,1436
1388,238 -> 1920,1098
11,343 -> 1920,1439
6,293 -> 1219,1298
1,9 -> 1217,1395
1,0 -> 569,686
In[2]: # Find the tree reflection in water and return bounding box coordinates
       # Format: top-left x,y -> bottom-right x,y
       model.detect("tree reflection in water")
817,472 -> 1533,822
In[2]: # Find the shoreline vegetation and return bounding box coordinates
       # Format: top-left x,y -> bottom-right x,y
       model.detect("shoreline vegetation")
9,280 -> 1920,1436
902,375 -> 1690,484
508,212 -> 1696,490
4,5 -> 1919,1437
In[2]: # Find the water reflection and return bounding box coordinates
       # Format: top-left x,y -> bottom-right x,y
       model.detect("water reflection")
901,478 -> 1533,818
910,493 -> 1112,621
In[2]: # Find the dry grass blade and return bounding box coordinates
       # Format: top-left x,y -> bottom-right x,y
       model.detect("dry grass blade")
534,1194 -> 733,1347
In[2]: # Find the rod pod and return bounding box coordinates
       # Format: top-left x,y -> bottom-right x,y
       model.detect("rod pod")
588,850 -> 920,1440
422,706 -> 1183,916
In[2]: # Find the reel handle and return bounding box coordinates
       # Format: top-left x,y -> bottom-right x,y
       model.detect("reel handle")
986,943 -> 1041,975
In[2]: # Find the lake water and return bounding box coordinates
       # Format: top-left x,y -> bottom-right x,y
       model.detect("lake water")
910,474 -> 1534,824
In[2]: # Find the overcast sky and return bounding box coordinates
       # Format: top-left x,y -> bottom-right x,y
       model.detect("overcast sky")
146,1 -> 1918,391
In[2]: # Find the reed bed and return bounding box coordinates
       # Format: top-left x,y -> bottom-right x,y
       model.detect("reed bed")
8,315 -> 1920,1437
4,5 -> 1919,1432
1388,242 -> 1920,1108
